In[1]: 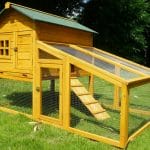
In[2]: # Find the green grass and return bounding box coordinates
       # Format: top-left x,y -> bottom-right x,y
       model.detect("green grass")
0,77 -> 150,149
71,77 -> 150,139
0,111 -> 150,150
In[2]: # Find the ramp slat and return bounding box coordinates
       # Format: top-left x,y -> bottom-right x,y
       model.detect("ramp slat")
71,77 -> 110,120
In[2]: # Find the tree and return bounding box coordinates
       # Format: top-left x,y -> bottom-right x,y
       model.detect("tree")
78,0 -> 150,65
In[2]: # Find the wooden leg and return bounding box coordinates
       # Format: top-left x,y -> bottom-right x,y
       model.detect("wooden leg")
50,79 -> 55,93
88,74 -> 94,96
113,85 -> 120,109
119,85 -> 129,148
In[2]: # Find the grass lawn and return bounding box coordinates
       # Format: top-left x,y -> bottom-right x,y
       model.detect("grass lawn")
0,78 -> 149,149
0,111 -> 149,150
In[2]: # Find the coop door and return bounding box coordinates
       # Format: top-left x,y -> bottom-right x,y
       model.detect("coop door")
40,65 -> 62,125
16,31 -> 33,70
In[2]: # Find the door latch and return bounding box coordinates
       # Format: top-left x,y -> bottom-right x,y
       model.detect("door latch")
36,87 -> 40,92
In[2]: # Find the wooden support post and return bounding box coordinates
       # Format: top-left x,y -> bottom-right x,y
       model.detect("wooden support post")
113,85 -> 120,109
113,65 -> 121,109
119,85 -> 129,148
88,74 -> 94,96
33,59 -> 41,119
62,58 -> 71,129
50,79 -> 55,93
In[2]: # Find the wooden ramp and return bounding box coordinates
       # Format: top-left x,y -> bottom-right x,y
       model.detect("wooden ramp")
71,77 -> 110,120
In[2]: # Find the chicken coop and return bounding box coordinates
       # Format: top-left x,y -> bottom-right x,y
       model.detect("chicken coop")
0,2 -> 150,148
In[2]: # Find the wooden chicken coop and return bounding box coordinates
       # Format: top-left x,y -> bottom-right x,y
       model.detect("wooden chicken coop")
0,2 -> 150,148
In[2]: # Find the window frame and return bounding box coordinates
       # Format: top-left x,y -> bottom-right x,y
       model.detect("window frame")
0,38 -> 11,59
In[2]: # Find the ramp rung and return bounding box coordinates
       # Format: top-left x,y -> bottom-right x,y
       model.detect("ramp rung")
84,101 -> 98,105
77,93 -> 90,96
94,112 -> 110,120
70,77 -> 110,120
86,103 -> 105,113
93,109 -> 106,114
71,85 -> 83,87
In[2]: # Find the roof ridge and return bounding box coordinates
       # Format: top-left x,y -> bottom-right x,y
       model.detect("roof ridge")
9,2 -> 78,23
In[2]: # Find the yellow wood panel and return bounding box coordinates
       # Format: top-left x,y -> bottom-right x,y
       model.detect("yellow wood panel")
36,22 -> 93,46
16,31 -> 33,70
0,9 -> 34,32
17,35 -> 32,44
0,73 -> 32,82
18,52 -> 30,59
17,60 -> 32,68
17,45 -> 32,52
0,62 -> 14,69
0,71 -> 32,79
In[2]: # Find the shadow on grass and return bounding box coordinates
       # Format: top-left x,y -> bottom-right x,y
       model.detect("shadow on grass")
4,90 -> 149,137
71,92 -> 149,138
6,91 -> 60,116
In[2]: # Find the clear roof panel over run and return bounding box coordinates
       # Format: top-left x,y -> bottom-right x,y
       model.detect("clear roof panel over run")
81,47 -> 150,76
45,42 -> 150,81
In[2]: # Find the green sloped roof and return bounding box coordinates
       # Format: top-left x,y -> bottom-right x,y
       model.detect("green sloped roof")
5,3 -> 96,33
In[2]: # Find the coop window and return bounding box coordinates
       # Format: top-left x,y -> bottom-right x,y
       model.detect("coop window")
0,40 -> 10,57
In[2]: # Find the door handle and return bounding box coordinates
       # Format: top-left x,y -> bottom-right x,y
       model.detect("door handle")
14,47 -> 18,52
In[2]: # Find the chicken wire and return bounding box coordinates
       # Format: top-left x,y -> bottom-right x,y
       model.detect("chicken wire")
70,75 -> 121,140
0,78 -> 32,114
41,68 -> 60,119
128,83 -> 150,136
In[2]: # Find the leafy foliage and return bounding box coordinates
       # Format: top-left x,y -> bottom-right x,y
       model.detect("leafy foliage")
78,0 -> 150,64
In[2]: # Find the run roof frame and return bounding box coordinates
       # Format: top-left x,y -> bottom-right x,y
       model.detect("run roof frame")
92,47 -> 150,72
37,41 -> 150,87
37,41 -> 126,86
70,45 -> 150,77
70,45 -> 150,87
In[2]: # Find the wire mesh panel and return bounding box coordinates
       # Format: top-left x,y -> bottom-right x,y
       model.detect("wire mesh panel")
0,79 -> 32,114
128,83 -> 150,136
70,71 -> 121,140
41,67 -> 61,120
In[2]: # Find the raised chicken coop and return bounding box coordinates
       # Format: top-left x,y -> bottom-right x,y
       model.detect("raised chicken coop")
0,2 -> 150,148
